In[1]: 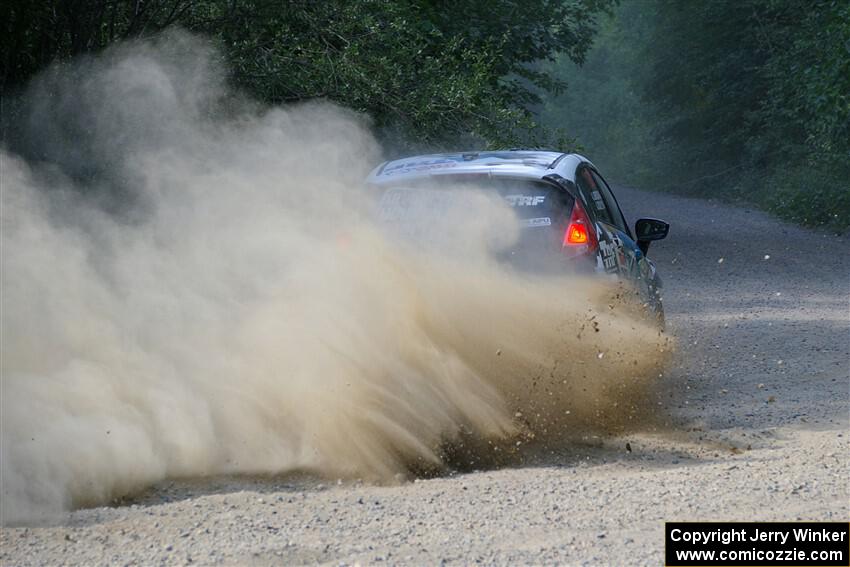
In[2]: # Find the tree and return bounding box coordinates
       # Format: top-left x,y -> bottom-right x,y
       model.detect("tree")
2,0 -> 614,148
539,0 -> 849,230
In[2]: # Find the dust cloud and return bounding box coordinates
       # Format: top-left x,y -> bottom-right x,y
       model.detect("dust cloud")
0,31 -> 671,524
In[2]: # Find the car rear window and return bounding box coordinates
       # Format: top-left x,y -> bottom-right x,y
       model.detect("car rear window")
377,178 -> 573,228
374,177 -> 577,270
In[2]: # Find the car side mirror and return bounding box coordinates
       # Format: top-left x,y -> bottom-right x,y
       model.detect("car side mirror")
635,218 -> 669,254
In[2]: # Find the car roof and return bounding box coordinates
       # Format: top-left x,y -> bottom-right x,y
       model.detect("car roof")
366,150 -> 592,186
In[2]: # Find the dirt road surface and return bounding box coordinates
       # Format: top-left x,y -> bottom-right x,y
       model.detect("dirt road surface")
2,186 -> 848,566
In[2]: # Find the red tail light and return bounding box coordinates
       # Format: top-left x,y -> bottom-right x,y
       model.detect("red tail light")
566,223 -> 588,244
563,200 -> 599,255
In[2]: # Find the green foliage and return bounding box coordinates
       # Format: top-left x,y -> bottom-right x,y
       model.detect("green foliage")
2,0 -> 613,149
756,0 -> 850,159
762,161 -> 850,231
7,0 -> 845,230
540,0 -> 850,232
2,0 -> 198,84
538,1 -> 657,180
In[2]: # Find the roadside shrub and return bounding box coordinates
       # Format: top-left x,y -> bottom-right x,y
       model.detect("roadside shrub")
763,161 -> 850,232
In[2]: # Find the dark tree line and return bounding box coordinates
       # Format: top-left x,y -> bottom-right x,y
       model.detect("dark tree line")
543,0 -> 849,230
2,0 -> 612,147
645,1 -> 849,188
5,0 -> 846,229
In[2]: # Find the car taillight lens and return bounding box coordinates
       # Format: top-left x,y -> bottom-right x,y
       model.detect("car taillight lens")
563,200 -> 598,255
566,223 -> 588,244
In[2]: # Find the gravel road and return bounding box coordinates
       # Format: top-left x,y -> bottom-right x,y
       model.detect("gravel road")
2,187 -> 848,566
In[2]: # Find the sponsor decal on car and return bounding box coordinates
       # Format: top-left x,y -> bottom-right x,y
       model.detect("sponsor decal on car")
380,158 -> 459,177
591,190 -> 607,211
599,238 -> 618,271
504,195 -> 546,206
520,217 -> 552,228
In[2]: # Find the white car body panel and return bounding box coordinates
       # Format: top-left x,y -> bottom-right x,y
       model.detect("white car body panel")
366,151 -> 594,187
